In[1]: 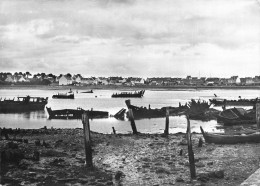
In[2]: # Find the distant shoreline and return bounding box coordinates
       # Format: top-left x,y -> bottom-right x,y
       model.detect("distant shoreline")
0,84 -> 260,91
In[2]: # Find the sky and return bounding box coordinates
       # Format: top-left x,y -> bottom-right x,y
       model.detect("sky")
0,0 -> 259,78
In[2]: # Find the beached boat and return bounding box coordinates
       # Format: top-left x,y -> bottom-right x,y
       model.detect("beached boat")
52,92 -> 74,99
0,96 -> 48,112
209,97 -> 259,106
111,90 -> 145,98
46,107 -> 109,119
217,108 -> 255,125
200,126 -> 260,144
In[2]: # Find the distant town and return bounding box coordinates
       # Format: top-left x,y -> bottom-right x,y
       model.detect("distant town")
0,72 -> 260,87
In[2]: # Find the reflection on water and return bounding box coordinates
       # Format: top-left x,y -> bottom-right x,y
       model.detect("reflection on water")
22,110 -> 46,119
0,88 -> 259,134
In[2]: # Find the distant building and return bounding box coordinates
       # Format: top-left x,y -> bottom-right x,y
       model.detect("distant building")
227,76 -> 238,85
72,74 -> 82,84
245,77 -> 254,85
147,77 -> 172,85
128,77 -> 145,85
16,75 -> 28,82
59,75 -> 72,85
5,76 -> 15,83
97,77 -> 109,85
205,78 -> 220,85
109,77 -> 124,85
253,76 -> 260,85
81,77 -> 95,85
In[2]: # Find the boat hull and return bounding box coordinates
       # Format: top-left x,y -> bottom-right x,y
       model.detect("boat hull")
210,98 -> 259,106
217,108 -> 255,125
200,126 -> 260,144
0,96 -> 48,112
0,103 -> 47,112
112,90 -> 145,98
46,107 -> 108,119
52,94 -> 74,99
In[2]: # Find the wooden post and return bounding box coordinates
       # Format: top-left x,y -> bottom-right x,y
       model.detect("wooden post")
179,149 -> 183,156
186,114 -> 196,179
112,127 -> 116,134
256,103 -> 260,129
82,111 -> 93,168
128,109 -> 138,134
164,108 -> 169,135
198,137 -> 203,147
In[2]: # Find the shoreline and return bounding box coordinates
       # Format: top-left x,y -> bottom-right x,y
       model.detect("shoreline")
1,128 -> 259,185
1,84 -> 260,91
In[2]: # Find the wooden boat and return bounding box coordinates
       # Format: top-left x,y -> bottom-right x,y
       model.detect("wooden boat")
186,99 -> 215,121
217,108 -> 255,126
81,90 -> 93,93
114,108 -> 126,120
0,96 -> 48,112
209,97 -> 259,106
52,92 -> 74,99
125,99 -> 185,119
46,107 -> 108,119
125,99 -> 166,119
125,99 -> 214,120
200,126 -> 260,144
112,90 -> 145,98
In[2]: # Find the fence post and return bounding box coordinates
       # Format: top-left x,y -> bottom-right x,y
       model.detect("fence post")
128,109 -> 138,134
186,114 -> 196,179
164,108 -> 169,135
256,103 -> 260,129
112,127 -> 116,134
82,111 -> 93,168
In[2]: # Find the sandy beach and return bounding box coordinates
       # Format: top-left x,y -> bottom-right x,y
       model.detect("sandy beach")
1,127 -> 260,186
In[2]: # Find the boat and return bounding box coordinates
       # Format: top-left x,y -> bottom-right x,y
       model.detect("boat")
52,92 -> 74,99
217,108 -> 255,126
46,107 -> 109,119
114,108 -> 126,120
0,96 -> 48,112
186,99 -> 216,121
125,99 -> 166,119
124,99 -> 215,120
209,97 -> 259,106
200,126 -> 260,144
81,90 -> 93,93
111,90 -> 145,98
125,99 -> 185,119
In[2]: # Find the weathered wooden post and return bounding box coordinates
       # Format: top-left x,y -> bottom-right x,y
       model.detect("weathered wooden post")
128,109 -> 138,134
82,111 -> 93,168
198,137 -> 203,147
256,103 -> 260,129
164,108 -> 169,135
112,127 -> 116,134
186,114 -> 196,179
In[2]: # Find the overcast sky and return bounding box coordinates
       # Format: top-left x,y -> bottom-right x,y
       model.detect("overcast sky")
0,0 -> 259,78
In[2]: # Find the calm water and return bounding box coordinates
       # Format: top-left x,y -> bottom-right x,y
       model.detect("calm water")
0,88 -> 259,134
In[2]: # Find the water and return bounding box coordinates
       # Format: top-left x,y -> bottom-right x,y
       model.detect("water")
0,88 -> 259,134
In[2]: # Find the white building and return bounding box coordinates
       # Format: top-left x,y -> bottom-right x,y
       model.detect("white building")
59,75 -> 73,85
72,75 -> 82,84
5,76 -> 15,83
131,78 -> 145,85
